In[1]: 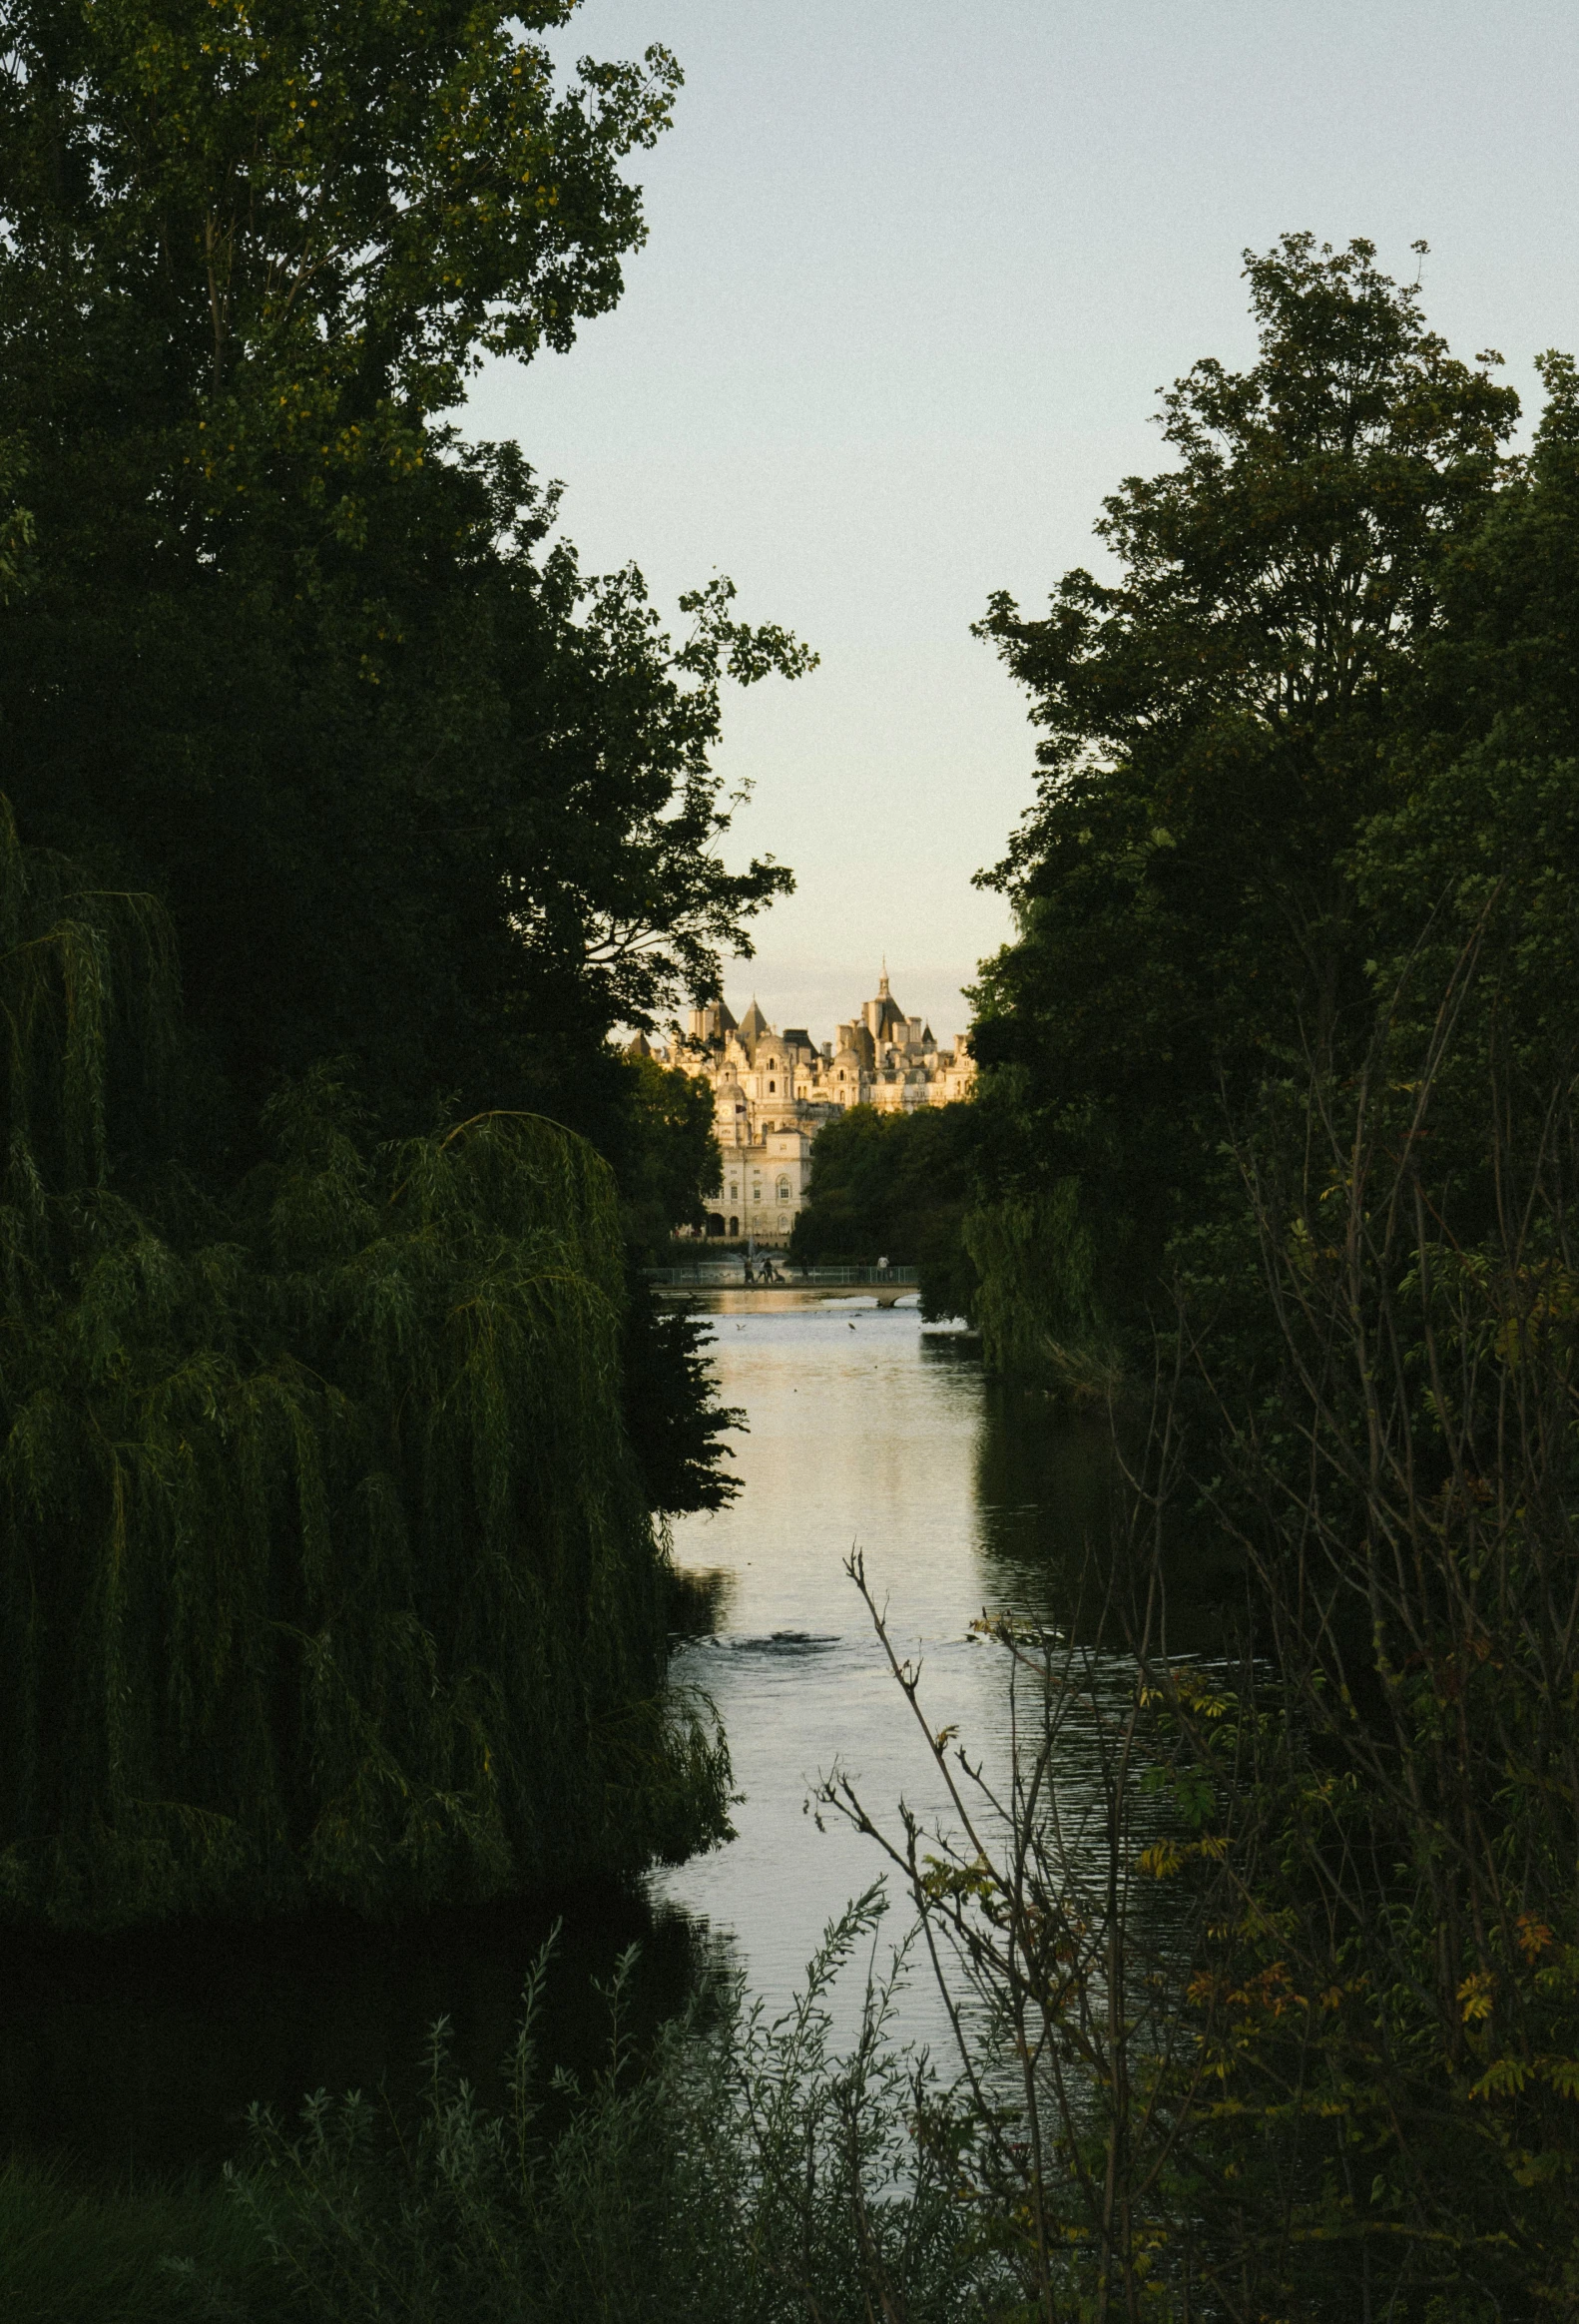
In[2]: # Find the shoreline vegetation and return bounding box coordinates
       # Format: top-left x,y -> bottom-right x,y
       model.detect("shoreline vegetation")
0,0 -> 784,1936
1,0 -> 1577,2310
0,808 -> 734,1927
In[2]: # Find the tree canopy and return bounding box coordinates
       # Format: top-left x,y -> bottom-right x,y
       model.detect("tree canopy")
0,0 -> 809,1154
789,1102 -> 975,1315
0,0 -> 808,1924
964,236 -> 1530,1373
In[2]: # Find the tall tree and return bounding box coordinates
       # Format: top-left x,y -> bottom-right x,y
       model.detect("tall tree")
968,236 -> 1517,1369
0,0 -> 806,1150
0,0 -> 805,1921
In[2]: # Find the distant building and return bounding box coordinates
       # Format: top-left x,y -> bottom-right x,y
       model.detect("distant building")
633,970 -> 973,1246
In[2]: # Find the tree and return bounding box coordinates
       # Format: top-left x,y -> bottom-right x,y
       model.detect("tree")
789,1103 -> 976,1315
967,235 -> 1518,1372
0,805 -> 731,1930
1351,349 -> 1579,1155
0,0 -> 809,1138
0,0 -> 807,1919
0,0 -> 811,1492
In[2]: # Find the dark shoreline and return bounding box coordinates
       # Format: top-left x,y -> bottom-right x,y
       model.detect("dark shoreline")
0,1880 -> 711,2176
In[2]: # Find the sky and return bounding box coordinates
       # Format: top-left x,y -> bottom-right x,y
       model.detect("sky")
463,0 -> 1579,1045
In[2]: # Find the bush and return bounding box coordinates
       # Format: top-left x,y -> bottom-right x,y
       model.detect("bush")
221,1893 -> 1006,2324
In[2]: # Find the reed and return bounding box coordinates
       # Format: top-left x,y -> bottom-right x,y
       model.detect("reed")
217,1895 -> 1002,2324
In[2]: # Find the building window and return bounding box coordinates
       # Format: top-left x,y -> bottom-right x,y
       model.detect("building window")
768,1079 -> 776,1091
729,1216 -> 739,1236
778,1214 -> 789,1231
777,1178 -> 790,1201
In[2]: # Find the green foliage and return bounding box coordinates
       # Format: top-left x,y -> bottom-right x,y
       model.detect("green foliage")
921,231 -> 1579,2312
0,2155 -> 290,2324
1348,350 -> 1579,1191
0,439 -> 806,1156
0,0 -> 678,429
1146,1041 -> 1579,2316
788,1102 -> 976,1313
619,1285 -> 742,1516
0,807 -> 730,1931
621,1052 -> 722,1254
967,235 -> 1520,1375
958,1183 -> 1116,1395
824,1092 -> 1579,2313
0,0 -> 802,1624
611,1061 -> 739,1518
0,0 -> 752,1128
214,1895 -> 1003,2324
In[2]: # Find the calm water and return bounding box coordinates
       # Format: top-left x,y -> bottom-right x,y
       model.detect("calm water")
654,1293 -> 1118,2042
1,1293 -> 1172,2172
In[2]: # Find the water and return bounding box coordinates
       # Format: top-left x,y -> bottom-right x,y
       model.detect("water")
1,1291 -> 1179,2173
653,1292 -> 1117,2042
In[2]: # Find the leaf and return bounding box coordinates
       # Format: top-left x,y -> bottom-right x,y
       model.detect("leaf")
1457,1971 -> 1496,2024
1139,1840 -> 1185,1879
1470,2055 -> 1531,2099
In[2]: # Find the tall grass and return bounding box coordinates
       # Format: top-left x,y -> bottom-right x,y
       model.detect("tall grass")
221,1892 -> 1003,2324
0,2156 -> 288,2323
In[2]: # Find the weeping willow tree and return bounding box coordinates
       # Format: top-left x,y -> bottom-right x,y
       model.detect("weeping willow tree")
0,804 -> 729,1931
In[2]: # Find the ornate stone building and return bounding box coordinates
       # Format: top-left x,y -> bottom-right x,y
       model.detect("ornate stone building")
639,971 -> 973,1246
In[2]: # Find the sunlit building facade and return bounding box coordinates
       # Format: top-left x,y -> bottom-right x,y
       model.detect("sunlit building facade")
634,971 -> 973,1246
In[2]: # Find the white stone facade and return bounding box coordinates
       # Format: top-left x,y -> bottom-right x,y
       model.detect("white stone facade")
640,971 -> 973,1246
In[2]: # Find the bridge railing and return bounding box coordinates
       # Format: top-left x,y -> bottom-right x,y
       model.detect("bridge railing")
645,1264 -> 919,1288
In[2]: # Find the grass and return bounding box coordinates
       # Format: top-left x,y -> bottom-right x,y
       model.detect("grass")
0,2154 -> 297,2322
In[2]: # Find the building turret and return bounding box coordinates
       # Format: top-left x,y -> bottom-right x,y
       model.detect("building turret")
736,996 -> 771,1057
670,976 -> 975,1243
829,1040 -> 863,1099
687,997 -> 738,1045
862,966 -> 909,1046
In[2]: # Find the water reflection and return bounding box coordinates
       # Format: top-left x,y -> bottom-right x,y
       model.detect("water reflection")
974,1373 -> 1115,1600
653,1293 -> 1144,2044
0,1886 -> 705,2173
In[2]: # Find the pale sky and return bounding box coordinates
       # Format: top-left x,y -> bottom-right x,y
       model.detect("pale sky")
464,0 -> 1579,1045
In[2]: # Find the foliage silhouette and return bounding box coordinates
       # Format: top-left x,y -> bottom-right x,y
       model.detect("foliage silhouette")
0,803 -> 729,1931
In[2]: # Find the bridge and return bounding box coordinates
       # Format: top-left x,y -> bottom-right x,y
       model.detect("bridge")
646,1263 -> 920,1307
